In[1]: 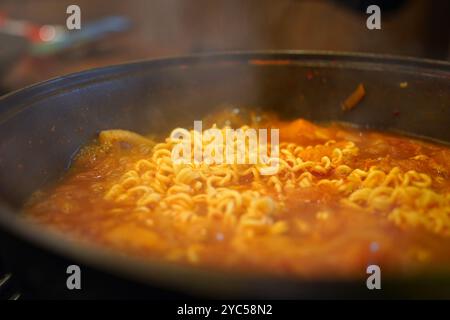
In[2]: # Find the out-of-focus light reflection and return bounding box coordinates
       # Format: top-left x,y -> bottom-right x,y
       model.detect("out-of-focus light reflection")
39,25 -> 57,42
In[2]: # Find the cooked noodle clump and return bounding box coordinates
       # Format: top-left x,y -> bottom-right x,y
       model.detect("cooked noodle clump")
103,124 -> 450,237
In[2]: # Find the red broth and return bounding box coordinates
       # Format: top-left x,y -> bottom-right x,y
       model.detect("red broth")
24,115 -> 450,279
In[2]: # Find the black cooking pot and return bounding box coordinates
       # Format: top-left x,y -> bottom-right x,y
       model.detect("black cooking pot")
0,52 -> 449,299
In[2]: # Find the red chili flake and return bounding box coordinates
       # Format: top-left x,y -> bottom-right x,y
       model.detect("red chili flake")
393,110 -> 401,117
306,71 -> 314,80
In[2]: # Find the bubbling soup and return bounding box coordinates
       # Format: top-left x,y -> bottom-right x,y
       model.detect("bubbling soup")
24,110 -> 450,279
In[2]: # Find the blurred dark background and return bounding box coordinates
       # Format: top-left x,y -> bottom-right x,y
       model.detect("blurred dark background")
0,0 -> 449,94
